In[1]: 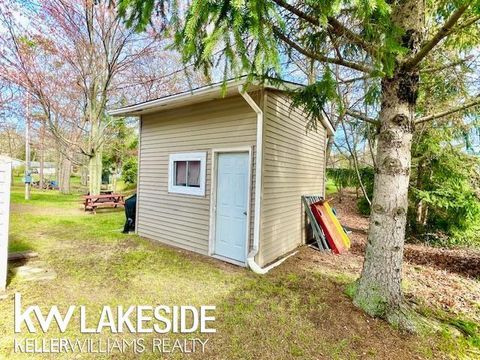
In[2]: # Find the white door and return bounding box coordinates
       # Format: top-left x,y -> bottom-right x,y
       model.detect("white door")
0,157 -> 12,291
214,152 -> 249,263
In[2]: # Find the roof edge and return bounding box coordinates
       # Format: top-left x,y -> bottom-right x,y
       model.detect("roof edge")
108,78 -> 300,117
108,77 -> 334,135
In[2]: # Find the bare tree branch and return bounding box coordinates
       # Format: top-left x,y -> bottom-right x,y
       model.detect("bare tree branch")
339,113 -> 371,206
271,0 -> 377,56
415,95 -> 480,124
272,26 -> 373,73
345,109 -> 379,126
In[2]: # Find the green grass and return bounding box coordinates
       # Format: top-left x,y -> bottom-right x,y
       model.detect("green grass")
415,305 -> 480,355
0,184 -> 477,359
10,190 -> 79,207
7,238 -> 35,253
326,177 -> 337,196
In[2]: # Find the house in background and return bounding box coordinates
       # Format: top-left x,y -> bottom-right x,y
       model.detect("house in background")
110,79 -> 334,272
30,161 -> 56,176
8,159 -> 56,176
9,158 -> 25,170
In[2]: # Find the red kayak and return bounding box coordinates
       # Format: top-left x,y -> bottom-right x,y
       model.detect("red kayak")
310,201 -> 346,254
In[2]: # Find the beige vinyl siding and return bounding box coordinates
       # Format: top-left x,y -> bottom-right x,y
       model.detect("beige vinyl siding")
258,91 -> 326,266
138,94 -> 257,256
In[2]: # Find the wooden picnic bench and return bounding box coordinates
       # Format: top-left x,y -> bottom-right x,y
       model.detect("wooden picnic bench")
83,193 -> 125,213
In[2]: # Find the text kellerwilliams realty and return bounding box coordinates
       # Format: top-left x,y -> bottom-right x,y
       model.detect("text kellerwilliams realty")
13,293 -> 215,355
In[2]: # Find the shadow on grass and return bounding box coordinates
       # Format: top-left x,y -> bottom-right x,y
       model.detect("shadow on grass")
200,270 -> 435,360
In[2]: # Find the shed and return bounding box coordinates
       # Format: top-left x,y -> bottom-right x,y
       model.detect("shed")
109,79 -> 334,271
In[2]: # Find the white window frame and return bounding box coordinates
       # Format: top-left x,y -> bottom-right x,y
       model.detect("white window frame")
168,152 -> 207,196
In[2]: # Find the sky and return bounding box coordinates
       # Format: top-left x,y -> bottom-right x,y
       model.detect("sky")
0,0 -> 479,157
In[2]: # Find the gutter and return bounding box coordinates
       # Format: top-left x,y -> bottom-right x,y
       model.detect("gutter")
238,87 -> 298,274
135,118 -> 142,234
324,122 -> 335,137
109,79 -> 248,117
108,78 -> 303,118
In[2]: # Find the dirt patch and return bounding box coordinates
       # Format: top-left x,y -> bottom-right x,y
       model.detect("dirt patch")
297,190 -> 480,322
331,190 -> 480,279
289,246 -> 480,323
10,203 -> 85,216
403,245 -> 480,279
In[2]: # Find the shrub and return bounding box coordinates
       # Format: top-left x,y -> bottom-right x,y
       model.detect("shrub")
409,127 -> 480,248
357,197 -> 371,215
327,167 -> 374,215
122,158 -> 137,184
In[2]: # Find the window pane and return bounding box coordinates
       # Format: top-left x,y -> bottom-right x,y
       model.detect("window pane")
187,161 -> 200,187
175,161 -> 187,186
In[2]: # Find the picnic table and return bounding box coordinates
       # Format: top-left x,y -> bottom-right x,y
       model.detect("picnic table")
83,193 -> 125,213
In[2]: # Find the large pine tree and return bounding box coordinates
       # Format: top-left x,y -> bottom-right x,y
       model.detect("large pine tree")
116,0 -> 480,328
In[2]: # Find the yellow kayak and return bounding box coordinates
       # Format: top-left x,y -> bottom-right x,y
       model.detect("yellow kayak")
323,201 -> 351,249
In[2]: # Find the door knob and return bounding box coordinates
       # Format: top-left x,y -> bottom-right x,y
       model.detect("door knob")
243,211 -> 247,215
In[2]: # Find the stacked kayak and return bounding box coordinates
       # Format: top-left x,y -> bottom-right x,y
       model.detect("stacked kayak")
309,200 -> 350,254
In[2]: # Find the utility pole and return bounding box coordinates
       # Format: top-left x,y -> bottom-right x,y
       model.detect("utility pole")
39,119 -> 45,190
25,94 -> 30,200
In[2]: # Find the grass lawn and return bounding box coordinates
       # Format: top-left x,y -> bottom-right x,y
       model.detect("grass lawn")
0,182 -> 477,359
325,177 -> 337,196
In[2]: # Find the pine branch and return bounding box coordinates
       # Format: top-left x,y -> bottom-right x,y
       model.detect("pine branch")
340,75 -> 371,84
271,0 -> 318,26
450,14 -> 480,33
271,0 -> 377,56
272,26 -> 373,73
421,55 -> 474,73
403,3 -> 471,70
327,17 -> 377,56
415,95 -> 480,124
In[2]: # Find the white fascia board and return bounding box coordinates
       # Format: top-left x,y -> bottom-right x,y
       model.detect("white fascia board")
109,79 -> 254,117
108,78 -> 334,135
108,79 -> 303,118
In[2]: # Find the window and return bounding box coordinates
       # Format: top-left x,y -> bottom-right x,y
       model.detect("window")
174,160 -> 200,187
168,152 -> 206,196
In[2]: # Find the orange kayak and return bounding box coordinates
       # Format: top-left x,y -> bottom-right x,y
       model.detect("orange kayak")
310,201 -> 347,254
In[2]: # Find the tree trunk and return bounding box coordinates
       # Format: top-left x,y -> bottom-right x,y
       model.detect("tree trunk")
39,123 -> 45,190
88,147 -> 103,195
416,201 -> 428,227
352,74 -> 415,324
112,164 -> 118,193
80,165 -> 88,186
87,108 -> 103,195
341,118 -> 371,205
58,156 -> 71,194
352,0 -> 423,330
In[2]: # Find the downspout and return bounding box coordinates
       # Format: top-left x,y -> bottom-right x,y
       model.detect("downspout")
135,117 -> 142,234
324,135 -> 329,198
239,87 -> 298,274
